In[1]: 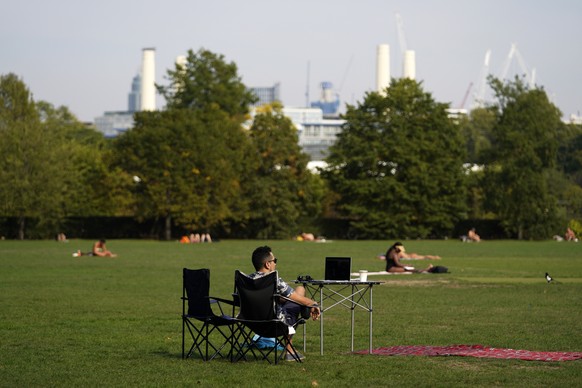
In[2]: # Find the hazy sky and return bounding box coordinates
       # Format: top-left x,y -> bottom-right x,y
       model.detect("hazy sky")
2,0 -> 581,122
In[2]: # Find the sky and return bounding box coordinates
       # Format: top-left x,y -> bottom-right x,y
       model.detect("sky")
2,0 -> 581,123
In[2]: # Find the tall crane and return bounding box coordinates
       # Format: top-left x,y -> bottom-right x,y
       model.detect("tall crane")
500,43 -> 535,87
473,49 -> 491,109
395,12 -> 407,55
459,82 -> 473,109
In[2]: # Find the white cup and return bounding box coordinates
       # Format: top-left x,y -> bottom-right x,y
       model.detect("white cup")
359,270 -> 368,282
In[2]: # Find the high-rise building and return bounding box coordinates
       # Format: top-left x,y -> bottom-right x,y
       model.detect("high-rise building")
249,83 -> 281,106
96,49 -> 156,136
128,74 -> 141,113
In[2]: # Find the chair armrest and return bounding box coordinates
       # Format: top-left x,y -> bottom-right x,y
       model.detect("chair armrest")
209,295 -> 237,316
209,296 -> 235,306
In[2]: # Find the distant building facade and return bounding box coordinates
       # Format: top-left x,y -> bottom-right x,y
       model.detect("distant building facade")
95,73 -> 140,137
250,107 -> 345,161
288,107 -> 344,161
94,111 -> 134,138
248,83 -> 281,107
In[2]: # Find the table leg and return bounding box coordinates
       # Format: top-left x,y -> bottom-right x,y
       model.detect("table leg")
369,286 -> 373,353
320,285 -> 324,355
351,285 -> 355,352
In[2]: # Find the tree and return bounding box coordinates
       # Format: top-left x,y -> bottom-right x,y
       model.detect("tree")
557,122 -> 582,186
482,76 -> 562,239
322,78 -> 467,239
114,108 -> 252,240
157,48 -> 257,119
0,74 -> 82,238
243,104 -> 323,238
115,48 -> 260,240
459,107 -> 496,164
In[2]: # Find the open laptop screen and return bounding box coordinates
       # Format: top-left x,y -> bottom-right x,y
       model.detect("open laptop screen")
324,257 -> 352,281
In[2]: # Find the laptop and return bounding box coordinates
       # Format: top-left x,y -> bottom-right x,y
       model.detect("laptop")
324,257 -> 352,281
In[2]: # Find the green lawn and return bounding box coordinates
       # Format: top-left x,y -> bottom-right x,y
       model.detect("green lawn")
1,239 -> 581,387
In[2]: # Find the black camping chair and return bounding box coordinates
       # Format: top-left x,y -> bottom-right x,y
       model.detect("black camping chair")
181,268 -> 236,361
231,270 -> 306,364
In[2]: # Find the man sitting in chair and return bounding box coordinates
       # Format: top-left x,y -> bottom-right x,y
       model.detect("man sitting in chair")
249,246 -> 320,361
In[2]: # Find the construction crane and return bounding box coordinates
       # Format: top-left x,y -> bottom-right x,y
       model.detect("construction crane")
473,49 -> 491,109
395,12 -> 407,55
459,82 -> 473,109
500,43 -> 535,87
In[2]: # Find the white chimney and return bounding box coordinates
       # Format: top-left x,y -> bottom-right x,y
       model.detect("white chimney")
376,44 -> 390,94
175,55 -> 187,69
140,48 -> 156,111
403,50 -> 416,80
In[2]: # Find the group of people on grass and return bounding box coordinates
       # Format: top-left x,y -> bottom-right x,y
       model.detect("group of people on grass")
180,233 -> 212,244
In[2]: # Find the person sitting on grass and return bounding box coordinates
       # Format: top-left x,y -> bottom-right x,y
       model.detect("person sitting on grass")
565,227 -> 578,242
248,246 -> 320,361
92,239 -> 117,257
467,228 -> 481,242
385,242 -> 433,273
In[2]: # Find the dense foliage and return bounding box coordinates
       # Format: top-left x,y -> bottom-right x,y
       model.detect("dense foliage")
323,79 -> 467,239
1,52 -> 581,240
0,74 -> 100,238
243,104 -> 324,238
480,77 -> 564,239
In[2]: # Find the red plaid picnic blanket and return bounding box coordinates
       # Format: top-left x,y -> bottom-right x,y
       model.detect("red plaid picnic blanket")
355,345 -> 582,362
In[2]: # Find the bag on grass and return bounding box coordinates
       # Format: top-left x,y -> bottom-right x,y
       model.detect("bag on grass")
428,265 -> 449,273
252,334 -> 284,350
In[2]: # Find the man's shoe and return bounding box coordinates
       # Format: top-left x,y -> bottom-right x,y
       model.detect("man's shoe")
285,351 -> 305,361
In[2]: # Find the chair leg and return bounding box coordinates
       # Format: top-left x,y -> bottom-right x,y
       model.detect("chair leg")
182,317 -> 185,359
183,318 -> 207,360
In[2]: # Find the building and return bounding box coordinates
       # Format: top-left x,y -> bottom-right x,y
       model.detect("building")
94,111 -> 134,138
248,83 -> 281,107
280,107 -> 345,161
310,82 -> 340,117
95,48 -> 156,137
127,74 -> 141,113
94,74 -> 140,137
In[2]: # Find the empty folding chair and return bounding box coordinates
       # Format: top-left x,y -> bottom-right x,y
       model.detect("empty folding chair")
182,268 -> 236,361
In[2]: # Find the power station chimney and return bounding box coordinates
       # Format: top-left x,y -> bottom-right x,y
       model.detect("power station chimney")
175,55 -> 187,69
140,48 -> 156,111
376,44 -> 390,94
403,50 -> 416,80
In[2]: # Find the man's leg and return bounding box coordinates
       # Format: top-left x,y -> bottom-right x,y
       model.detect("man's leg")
281,301 -> 303,357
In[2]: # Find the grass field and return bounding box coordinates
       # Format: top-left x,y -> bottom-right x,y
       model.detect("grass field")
1,239 -> 581,387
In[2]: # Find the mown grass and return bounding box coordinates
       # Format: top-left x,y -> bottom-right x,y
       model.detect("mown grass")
0,239 -> 581,387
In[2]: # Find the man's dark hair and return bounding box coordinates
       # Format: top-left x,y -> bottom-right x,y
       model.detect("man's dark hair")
252,246 -> 272,270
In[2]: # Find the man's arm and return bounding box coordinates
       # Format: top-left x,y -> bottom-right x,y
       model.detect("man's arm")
289,292 -> 320,320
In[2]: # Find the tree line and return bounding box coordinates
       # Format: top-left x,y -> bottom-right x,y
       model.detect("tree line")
1,48 -> 581,240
